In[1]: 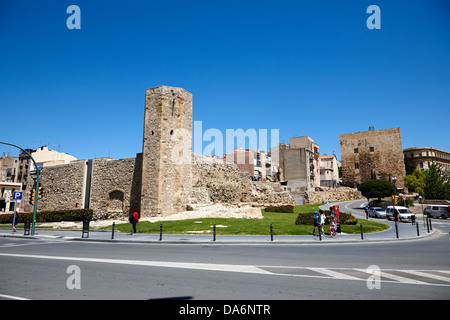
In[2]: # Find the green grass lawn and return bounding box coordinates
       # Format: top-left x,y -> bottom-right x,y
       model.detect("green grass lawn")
103,204 -> 389,236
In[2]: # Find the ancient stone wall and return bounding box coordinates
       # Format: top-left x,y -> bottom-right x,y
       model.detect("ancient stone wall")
89,155 -> 142,219
28,160 -> 86,212
304,186 -> 364,204
192,154 -> 295,207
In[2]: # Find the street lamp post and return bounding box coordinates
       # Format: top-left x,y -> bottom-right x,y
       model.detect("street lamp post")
0,141 -> 41,235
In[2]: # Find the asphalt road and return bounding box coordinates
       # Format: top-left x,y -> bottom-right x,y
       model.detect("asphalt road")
1,200 -> 449,301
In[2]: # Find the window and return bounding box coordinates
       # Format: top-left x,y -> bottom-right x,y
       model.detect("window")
355,162 -> 359,169
354,148 -> 358,154
370,147 -> 374,152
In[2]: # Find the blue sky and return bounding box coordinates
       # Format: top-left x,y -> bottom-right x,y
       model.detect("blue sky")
1,0 -> 449,161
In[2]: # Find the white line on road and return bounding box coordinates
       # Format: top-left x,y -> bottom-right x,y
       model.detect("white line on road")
0,293 -> 30,300
306,267 -> 361,280
0,252 -> 271,275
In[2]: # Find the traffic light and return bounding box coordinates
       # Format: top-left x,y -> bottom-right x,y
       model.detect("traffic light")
38,186 -> 45,199
29,189 -> 36,205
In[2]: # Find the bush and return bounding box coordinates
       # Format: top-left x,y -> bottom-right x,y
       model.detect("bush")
0,209 -> 93,224
295,211 -> 358,225
265,205 -> 294,213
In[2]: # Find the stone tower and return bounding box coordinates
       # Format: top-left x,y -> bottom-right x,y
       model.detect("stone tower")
141,86 -> 193,217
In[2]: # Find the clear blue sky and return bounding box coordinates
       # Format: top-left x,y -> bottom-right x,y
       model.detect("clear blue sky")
1,0 -> 449,161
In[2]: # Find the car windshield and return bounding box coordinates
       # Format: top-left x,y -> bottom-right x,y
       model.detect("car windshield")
375,208 -> 384,211
398,209 -> 411,214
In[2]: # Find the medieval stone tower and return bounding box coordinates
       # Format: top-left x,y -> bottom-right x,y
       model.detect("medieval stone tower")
140,86 -> 193,217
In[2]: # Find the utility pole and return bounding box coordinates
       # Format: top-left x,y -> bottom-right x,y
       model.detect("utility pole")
0,141 -> 42,235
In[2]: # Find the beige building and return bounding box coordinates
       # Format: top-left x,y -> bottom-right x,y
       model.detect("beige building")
319,154 -> 339,187
31,146 -> 77,167
223,148 -> 277,181
403,147 -> 450,171
340,127 -> 406,188
271,136 -> 320,192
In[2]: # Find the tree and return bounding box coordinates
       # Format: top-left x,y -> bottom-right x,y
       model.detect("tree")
404,169 -> 425,196
423,163 -> 450,200
357,179 -> 396,202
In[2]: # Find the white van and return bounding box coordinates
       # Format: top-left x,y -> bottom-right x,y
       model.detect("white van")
424,205 -> 449,219
386,206 -> 415,222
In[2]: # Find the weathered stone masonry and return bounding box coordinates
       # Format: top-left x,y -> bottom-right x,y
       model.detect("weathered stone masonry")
26,86 -> 294,219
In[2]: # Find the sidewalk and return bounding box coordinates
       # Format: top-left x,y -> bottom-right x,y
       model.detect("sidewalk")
0,221 -> 438,244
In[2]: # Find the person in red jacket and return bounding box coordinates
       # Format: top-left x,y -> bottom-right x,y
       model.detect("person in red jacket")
130,211 -> 139,234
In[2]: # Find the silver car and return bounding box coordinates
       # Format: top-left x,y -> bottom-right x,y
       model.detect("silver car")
424,205 -> 449,219
368,207 -> 386,218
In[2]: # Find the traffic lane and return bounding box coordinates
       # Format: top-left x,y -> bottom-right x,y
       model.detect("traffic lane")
1,237 -> 450,274
1,253 -> 449,300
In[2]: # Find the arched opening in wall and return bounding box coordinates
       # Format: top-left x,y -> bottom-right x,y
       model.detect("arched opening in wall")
108,190 -> 124,212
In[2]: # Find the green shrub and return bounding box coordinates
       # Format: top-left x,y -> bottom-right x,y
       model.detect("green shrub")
265,205 -> 294,213
0,209 -> 93,224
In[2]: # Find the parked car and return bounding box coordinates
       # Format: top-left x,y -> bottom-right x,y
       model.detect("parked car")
424,205 -> 449,219
386,206 -> 415,222
368,207 -> 386,218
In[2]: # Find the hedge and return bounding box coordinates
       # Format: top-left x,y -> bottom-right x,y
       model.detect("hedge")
265,205 -> 295,213
0,209 -> 93,224
295,211 -> 358,225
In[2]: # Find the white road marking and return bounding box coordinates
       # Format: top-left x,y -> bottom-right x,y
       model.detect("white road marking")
0,252 -> 271,275
0,293 -> 30,300
401,270 -> 450,283
306,267 -> 361,280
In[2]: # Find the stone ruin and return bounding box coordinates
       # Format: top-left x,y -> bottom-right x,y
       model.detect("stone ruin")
27,86 -> 295,220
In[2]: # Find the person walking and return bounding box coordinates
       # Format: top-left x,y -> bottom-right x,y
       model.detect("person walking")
329,213 -> 337,237
130,211 -> 139,234
12,212 -> 19,232
319,209 -> 326,236
312,211 -> 319,236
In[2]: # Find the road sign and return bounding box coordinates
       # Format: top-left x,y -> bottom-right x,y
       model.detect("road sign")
402,194 -> 407,200
12,191 -> 23,200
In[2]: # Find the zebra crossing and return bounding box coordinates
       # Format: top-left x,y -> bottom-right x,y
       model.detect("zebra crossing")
258,266 -> 450,287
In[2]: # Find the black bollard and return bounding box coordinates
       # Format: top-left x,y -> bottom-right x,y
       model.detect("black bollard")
111,222 -> 115,239
319,226 -> 322,241
360,223 -> 364,240
160,223 -> 163,241
426,217 -> 430,233
82,220 -> 90,238
270,224 -> 273,242
395,222 -> 399,239
416,222 -> 420,237
24,220 -> 31,236
213,224 -> 216,241
429,218 -> 433,231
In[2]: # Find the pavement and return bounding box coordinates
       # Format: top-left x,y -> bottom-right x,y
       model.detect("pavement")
0,200 -> 440,244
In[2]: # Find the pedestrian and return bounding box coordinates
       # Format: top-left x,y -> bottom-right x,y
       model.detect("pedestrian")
312,211 -> 319,236
365,206 -> 369,219
12,213 -> 19,232
129,211 -> 139,234
319,209 -> 326,236
329,213 -> 337,237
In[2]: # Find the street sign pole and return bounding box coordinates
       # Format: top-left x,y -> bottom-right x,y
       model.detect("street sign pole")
0,141 -> 41,235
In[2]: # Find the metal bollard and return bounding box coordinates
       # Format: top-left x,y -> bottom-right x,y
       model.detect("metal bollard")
319,226 -> 322,241
213,224 -> 216,241
429,218 -> 433,231
24,220 -> 31,236
426,217 -> 430,233
160,223 -> 163,241
270,224 -> 273,241
416,222 -> 420,237
82,220 -> 90,238
360,223 -> 364,240
395,222 -> 399,239
111,222 -> 115,239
